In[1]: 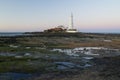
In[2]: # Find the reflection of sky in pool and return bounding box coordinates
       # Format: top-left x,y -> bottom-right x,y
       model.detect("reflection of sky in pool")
54,60 -> 93,70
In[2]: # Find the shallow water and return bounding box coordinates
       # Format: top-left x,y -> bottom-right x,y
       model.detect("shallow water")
54,61 -> 93,70
82,57 -> 94,60
52,47 -> 120,57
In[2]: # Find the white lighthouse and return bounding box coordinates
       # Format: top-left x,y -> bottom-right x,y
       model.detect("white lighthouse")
66,13 -> 77,33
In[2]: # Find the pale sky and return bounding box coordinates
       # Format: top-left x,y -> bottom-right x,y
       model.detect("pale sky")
0,0 -> 120,33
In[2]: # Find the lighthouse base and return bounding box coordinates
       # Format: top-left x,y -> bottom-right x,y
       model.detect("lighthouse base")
66,29 -> 77,33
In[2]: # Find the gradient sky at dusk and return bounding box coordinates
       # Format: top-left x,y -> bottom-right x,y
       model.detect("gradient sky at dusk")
0,0 -> 120,33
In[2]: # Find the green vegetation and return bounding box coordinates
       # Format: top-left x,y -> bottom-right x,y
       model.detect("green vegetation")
0,33 -> 120,49
0,55 -> 65,73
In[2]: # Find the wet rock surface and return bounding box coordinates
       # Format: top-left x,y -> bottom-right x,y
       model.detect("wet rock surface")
0,47 -> 120,80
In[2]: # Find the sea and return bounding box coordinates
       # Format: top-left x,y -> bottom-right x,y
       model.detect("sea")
0,32 -> 25,37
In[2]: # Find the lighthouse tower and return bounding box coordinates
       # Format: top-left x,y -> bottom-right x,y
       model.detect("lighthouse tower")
67,13 -> 77,33
71,13 -> 74,29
